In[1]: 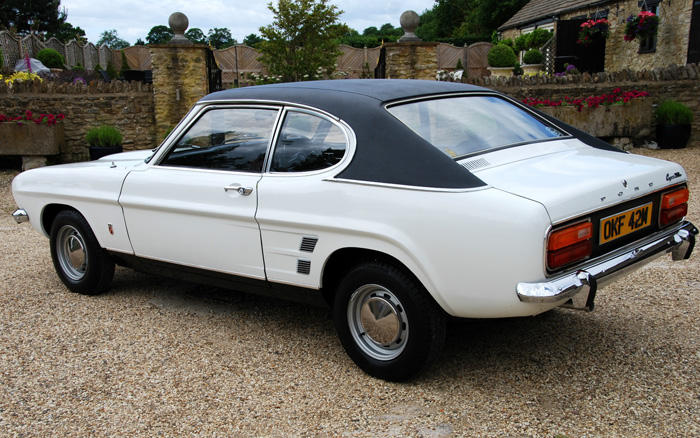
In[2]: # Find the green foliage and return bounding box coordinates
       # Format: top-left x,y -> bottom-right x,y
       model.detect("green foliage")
120,50 -> 130,75
36,48 -> 65,69
106,60 -> 118,79
134,38 -> 145,46
146,25 -> 173,44
97,29 -> 130,49
242,33 -> 264,47
528,28 -> 553,48
523,49 -> 543,65
0,0 -> 66,35
514,33 -> 529,52
94,63 -> 103,72
71,62 -> 85,73
455,58 -> 464,70
185,28 -> 207,45
487,43 -> 516,67
207,28 -> 236,49
339,23 -> 402,47
46,21 -> 86,43
360,62 -> 372,79
258,0 -> 348,82
86,125 -> 123,147
655,100 -> 694,125
512,62 -> 522,76
498,38 -> 514,48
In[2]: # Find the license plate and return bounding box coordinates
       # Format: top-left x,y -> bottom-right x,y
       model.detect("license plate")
600,203 -> 653,244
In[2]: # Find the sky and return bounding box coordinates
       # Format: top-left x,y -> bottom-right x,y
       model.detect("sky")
59,0 -> 436,45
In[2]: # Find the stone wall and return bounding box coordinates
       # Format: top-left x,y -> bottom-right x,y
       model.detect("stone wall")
385,42 -> 439,80
0,80 -> 156,163
469,63 -> 700,147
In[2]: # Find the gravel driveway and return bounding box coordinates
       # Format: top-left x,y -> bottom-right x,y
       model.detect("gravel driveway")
1,147 -> 699,438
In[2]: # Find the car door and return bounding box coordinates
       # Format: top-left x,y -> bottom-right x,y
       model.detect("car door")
119,105 -> 281,279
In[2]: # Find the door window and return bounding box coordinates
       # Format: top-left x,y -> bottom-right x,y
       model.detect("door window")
160,107 -> 278,172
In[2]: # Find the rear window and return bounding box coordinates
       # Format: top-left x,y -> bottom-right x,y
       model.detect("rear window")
387,95 -> 566,159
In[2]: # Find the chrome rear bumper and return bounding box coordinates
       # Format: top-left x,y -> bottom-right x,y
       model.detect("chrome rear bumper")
516,221 -> 697,310
12,209 -> 29,224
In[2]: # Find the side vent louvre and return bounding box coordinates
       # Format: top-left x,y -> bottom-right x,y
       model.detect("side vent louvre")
461,158 -> 490,171
300,236 -> 318,253
297,259 -> 311,275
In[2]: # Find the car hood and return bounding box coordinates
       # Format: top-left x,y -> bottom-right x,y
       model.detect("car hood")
466,138 -> 687,223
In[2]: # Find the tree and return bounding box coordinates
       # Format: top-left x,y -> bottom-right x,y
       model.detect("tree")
207,28 -> 235,49
0,0 -> 65,35
258,0 -> 348,82
243,33 -> 264,47
185,28 -> 206,44
97,29 -> 130,49
146,25 -> 173,44
46,21 -> 86,43
134,38 -> 145,46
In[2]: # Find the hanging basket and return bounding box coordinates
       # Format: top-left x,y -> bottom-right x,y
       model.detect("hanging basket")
577,19 -> 610,47
624,11 -> 659,42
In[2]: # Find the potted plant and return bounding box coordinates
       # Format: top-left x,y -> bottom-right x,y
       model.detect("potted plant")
654,100 -> 694,149
521,49 -> 544,75
578,18 -> 611,46
86,125 -> 123,160
624,11 -> 659,42
487,43 -> 516,78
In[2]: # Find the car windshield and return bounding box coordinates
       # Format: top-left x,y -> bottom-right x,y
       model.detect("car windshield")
387,95 -> 567,159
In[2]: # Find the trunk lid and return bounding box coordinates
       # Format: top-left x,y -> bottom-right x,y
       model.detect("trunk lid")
464,139 -> 687,224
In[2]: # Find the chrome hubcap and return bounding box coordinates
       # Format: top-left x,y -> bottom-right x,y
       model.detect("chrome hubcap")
348,284 -> 408,361
56,225 -> 87,281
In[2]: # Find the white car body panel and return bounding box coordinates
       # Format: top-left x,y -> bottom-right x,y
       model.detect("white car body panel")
471,139 -> 687,223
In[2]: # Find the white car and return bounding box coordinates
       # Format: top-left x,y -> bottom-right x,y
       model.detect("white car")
12,80 -> 697,380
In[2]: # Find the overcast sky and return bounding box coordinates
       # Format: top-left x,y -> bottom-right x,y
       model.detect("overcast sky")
60,0 -> 436,45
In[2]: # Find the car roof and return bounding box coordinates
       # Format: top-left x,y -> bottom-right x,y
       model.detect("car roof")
200,80 -> 488,190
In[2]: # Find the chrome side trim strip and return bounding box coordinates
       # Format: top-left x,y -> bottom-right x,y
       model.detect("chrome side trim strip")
517,221 -> 697,304
12,209 -> 29,224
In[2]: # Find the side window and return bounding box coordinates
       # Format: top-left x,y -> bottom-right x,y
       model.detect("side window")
160,107 -> 278,172
270,111 -> 347,172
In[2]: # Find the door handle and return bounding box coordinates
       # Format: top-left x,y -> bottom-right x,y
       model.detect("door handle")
224,185 -> 253,196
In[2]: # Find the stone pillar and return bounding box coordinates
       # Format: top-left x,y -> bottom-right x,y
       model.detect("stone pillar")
149,13 -> 210,140
384,10 -> 439,80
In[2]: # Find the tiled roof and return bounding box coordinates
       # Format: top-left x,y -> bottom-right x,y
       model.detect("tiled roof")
499,0 -> 610,30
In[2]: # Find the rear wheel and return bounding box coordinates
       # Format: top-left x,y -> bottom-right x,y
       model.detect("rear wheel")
50,210 -> 115,295
333,260 -> 446,381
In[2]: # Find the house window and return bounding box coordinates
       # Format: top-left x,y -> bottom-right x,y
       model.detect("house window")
638,2 -> 660,53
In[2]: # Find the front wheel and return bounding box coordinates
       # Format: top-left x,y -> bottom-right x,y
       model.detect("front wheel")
50,210 -> 115,295
333,260 -> 446,381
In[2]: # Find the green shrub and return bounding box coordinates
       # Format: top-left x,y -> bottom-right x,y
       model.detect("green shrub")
514,34 -> 530,53
528,28 -> 554,49
455,58 -> 464,71
655,100 -> 694,125
72,62 -> 85,73
86,125 -> 123,147
523,49 -> 543,65
120,50 -> 130,76
36,48 -> 65,69
487,44 -> 516,68
106,60 -> 118,79
94,63 -> 103,72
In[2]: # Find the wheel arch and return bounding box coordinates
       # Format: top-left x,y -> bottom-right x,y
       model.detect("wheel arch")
320,247 -> 440,310
41,203 -> 77,237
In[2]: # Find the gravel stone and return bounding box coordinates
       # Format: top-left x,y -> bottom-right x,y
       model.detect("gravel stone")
1,146 -> 699,437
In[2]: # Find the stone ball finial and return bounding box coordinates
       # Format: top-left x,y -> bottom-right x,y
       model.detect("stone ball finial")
168,12 -> 192,44
398,10 -> 422,42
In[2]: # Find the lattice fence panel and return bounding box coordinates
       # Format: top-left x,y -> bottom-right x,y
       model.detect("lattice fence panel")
337,45 -> 380,78
0,31 -> 21,69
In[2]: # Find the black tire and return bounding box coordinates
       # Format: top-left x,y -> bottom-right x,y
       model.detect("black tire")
49,209 -> 115,295
333,260 -> 446,381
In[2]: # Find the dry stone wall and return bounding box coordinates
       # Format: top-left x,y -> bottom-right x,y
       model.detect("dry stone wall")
0,80 -> 156,163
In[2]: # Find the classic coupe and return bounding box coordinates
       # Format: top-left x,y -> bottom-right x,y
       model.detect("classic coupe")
12,80 -> 697,380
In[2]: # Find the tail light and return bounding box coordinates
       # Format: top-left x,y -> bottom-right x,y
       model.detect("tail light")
547,221 -> 593,270
660,187 -> 689,227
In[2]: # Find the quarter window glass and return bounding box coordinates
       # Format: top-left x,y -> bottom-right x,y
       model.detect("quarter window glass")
270,112 -> 347,172
387,96 -> 565,159
160,108 -> 278,172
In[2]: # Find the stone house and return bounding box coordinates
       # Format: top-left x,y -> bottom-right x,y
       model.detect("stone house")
498,0 -> 700,73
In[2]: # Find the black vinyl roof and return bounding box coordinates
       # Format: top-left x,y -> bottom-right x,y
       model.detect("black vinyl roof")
199,80 -> 621,189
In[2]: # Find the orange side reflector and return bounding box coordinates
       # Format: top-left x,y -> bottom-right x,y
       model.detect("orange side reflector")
548,222 -> 593,251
